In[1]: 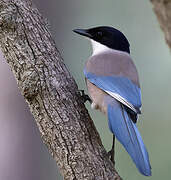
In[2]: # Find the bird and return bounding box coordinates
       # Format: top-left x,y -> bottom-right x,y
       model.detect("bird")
73,26 -> 151,176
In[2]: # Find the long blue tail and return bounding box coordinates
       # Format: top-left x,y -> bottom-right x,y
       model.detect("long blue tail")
108,103 -> 151,176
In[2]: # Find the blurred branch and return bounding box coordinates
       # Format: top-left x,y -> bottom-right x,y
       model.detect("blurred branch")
0,0 -> 122,179
150,0 -> 171,50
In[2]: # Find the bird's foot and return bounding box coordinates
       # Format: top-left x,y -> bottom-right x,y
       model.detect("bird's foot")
107,149 -> 115,165
79,90 -> 92,104
107,135 -> 115,165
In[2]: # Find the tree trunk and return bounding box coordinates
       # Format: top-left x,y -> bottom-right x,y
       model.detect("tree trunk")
0,0 -> 121,179
150,0 -> 171,50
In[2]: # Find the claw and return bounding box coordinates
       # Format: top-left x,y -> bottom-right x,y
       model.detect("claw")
107,135 -> 115,165
79,90 -> 92,103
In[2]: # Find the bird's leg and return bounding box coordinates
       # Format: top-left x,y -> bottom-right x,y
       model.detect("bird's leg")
108,135 -> 115,165
79,90 -> 92,104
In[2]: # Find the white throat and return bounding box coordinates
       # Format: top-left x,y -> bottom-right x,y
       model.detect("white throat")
90,40 -> 112,55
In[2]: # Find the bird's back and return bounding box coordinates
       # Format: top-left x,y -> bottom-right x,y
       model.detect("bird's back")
85,50 -> 140,87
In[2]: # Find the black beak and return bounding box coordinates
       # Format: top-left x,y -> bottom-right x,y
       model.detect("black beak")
73,29 -> 92,38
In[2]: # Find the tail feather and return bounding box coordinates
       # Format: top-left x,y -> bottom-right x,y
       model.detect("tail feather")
108,103 -> 151,176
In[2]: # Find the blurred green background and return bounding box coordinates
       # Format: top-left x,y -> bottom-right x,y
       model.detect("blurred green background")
0,0 -> 171,179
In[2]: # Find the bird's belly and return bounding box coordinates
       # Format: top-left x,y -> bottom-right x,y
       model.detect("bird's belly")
86,79 -> 108,114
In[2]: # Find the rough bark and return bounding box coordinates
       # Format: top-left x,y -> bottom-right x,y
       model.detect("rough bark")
150,0 -> 171,50
0,0 -> 122,179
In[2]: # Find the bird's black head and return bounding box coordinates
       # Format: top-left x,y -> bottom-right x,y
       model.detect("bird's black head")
73,26 -> 130,54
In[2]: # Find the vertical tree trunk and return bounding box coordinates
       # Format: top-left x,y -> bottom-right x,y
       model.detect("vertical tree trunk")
0,0 -> 121,179
150,0 -> 171,50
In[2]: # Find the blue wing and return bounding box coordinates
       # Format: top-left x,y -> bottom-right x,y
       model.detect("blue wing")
84,69 -> 141,113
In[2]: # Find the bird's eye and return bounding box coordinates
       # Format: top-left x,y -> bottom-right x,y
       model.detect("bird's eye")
97,31 -> 103,37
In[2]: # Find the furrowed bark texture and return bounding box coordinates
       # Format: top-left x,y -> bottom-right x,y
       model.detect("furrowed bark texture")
0,0 -> 122,179
150,0 -> 171,50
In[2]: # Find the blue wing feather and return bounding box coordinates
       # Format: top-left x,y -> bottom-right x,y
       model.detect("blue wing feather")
84,69 -> 141,110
